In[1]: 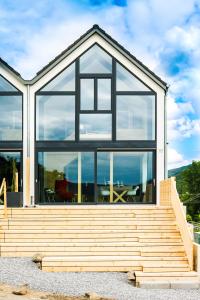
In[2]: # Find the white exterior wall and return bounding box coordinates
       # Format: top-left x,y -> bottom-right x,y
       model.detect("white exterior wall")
0,32 -> 166,206
0,66 -> 28,206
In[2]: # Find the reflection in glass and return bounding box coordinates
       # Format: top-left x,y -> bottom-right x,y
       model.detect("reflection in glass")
41,63 -> 75,91
116,63 -> 150,91
97,152 -> 154,203
97,152 -> 110,203
38,152 -> 78,203
0,152 -> 21,194
117,95 -> 155,140
80,45 -> 112,73
81,152 -> 94,203
38,152 -> 95,204
0,75 -> 18,92
98,79 -> 111,110
36,95 -> 75,140
0,96 -> 22,141
80,114 -> 112,140
80,79 -> 94,110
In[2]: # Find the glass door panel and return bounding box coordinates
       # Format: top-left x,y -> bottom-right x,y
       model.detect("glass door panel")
37,152 -> 95,204
0,152 -> 22,204
97,151 -> 154,204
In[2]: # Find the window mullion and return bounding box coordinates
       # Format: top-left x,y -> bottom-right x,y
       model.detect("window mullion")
94,78 -> 97,111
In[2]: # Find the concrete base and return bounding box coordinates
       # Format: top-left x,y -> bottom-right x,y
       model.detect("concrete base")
171,281 -> 199,289
138,281 -> 170,289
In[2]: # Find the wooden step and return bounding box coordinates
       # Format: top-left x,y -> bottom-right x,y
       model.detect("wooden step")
2,229 -> 181,236
134,271 -> 199,287
6,219 -> 177,225
41,256 -> 189,272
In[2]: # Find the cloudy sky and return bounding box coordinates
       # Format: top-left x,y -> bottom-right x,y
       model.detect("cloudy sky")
0,0 -> 200,170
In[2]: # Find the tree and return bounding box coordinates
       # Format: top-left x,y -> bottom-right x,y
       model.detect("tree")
175,161 -> 200,221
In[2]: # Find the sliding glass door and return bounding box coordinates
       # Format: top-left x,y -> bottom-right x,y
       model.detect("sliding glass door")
97,151 -> 155,204
36,150 -> 155,204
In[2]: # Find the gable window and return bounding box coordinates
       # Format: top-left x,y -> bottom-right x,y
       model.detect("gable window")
36,44 -> 155,142
80,44 -> 112,74
0,75 -> 22,141
116,63 -> 150,91
41,63 -> 75,92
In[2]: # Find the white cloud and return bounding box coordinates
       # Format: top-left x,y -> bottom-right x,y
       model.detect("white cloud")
168,148 -> 189,169
167,95 -> 194,121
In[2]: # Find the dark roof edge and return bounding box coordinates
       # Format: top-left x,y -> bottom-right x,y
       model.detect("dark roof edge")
0,57 -> 22,78
0,24 -> 168,90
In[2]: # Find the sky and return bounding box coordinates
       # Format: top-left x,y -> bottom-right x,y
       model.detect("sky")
0,0 -> 200,170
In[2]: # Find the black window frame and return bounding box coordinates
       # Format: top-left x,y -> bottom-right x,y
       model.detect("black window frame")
35,42 -> 157,204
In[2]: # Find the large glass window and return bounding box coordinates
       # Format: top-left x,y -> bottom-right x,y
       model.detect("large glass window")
116,95 -> 155,140
80,114 -> 112,140
80,45 -> 112,73
38,152 -> 94,204
0,95 -> 22,141
36,95 -> 75,140
41,63 -> 75,92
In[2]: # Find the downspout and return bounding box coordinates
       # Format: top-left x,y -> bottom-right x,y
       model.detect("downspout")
164,85 -> 169,179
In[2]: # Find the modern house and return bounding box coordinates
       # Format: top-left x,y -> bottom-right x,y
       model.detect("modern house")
0,25 -> 198,286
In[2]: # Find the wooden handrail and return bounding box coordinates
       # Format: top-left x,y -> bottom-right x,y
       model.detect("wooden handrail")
0,178 -> 7,218
160,177 -> 193,269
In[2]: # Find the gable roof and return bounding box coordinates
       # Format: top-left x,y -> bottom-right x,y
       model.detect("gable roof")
0,24 -> 168,90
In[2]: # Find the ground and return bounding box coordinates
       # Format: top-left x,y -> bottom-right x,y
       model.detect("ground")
0,258 -> 199,300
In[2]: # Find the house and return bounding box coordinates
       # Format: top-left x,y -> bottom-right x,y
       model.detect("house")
0,25 -> 198,286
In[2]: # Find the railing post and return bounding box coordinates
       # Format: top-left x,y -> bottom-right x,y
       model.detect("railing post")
3,179 -> 7,218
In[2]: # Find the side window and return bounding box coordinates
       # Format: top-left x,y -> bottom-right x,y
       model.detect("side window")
0,75 -> 22,141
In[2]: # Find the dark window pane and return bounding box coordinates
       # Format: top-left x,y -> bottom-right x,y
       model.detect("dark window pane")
0,75 -> 18,92
41,63 -> 75,91
117,95 -> 155,140
80,79 -> 94,110
116,63 -> 150,91
0,95 -> 22,141
98,79 -> 111,110
36,95 -> 75,140
0,152 -> 21,193
80,114 -> 112,140
80,45 -> 112,73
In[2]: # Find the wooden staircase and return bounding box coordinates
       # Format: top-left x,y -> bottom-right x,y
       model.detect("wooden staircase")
0,205 -> 194,275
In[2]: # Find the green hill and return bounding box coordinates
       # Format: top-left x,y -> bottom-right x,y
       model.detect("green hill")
168,164 -> 191,178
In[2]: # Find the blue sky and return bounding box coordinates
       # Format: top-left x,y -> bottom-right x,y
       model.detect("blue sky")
0,0 -> 200,169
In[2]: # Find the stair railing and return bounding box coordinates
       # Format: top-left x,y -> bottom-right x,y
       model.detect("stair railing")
0,178 -> 7,218
160,177 -> 193,270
